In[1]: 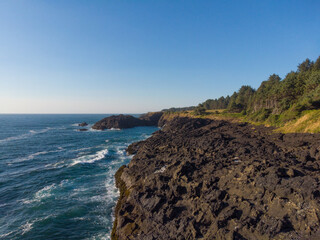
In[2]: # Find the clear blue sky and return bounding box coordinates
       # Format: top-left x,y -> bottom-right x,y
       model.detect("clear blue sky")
0,0 -> 319,113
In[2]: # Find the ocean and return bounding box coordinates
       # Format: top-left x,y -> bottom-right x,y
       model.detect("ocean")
0,114 -> 158,240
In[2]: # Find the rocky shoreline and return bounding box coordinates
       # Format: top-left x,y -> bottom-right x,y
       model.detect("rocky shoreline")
111,117 -> 320,240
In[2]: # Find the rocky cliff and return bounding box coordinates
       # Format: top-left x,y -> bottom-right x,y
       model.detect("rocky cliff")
139,112 -> 164,126
112,117 -> 320,240
92,112 -> 163,130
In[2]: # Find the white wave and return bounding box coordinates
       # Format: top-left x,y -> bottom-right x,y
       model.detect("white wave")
88,195 -> 109,203
58,179 -> 71,188
0,127 -> 51,144
109,128 -> 121,131
29,127 -> 51,134
72,187 -> 90,193
27,151 -> 49,158
23,180 -> 70,204
15,151 -> 48,162
142,133 -> 151,138
108,156 -> 130,166
105,139 -> 109,143
44,161 -> 66,170
21,222 -> 33,235
0,132 -> 33,143
20,215 -> 55,235
100,169 -> 121,240
88,128 -> 101,132
70,148 -> 109,166
11,147 -> 65,163
104,168 -> 120,201
116,148 -> 126,156
105,180 -> 119,201
0,202 -> 9,208
0,230 -> 15,238
22,199 -> 35,205
34,184 -> 56,201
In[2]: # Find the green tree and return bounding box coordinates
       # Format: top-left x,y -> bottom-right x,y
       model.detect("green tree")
235,85 -> 255,110
193,106 -> 206,115
298,58 -> 313,72
313,56 -> 320,71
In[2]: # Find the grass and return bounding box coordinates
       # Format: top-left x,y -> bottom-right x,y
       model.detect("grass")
162,109 -> 245,123
164,109 -> 320,133
277,110 -> 320,133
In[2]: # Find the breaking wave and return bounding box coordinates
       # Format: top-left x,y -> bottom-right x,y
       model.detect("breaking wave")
70,148 -> 109,166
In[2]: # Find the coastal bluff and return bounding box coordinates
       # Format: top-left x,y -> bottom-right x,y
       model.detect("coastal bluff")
112,117 -> 320,240
92,112 -> 163,130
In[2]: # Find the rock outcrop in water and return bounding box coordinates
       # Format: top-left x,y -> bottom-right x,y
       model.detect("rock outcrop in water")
77,128 -> 88,131
92,112 -> 163,130
112,117 -> 320,240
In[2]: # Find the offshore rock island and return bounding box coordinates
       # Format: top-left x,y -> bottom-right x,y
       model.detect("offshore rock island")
92,112 -> 163,130
109,116 -> 320,240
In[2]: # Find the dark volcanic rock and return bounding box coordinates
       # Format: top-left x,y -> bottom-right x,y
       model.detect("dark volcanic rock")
92,112 -> 163,130
92,115 -> 143,130
78,122 -> 88,127
77,128 -> 88,131
126,141 -> 145,155
112,117 -> 320,240
139,112 -> 163,126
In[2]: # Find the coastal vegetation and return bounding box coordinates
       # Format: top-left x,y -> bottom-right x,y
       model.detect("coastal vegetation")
168,56 -> 320,133
162,106 -> 195,113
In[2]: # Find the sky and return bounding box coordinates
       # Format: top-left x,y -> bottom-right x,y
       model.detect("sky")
0,0 -> 319,113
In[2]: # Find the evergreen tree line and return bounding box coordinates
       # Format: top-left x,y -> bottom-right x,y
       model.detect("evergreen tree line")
195,56 -> 320,123
162,106 -> 195,113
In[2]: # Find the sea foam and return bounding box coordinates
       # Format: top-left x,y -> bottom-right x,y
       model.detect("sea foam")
21,222 -> 33,235
34,184 -> 56,201
109,128 -> 121,131
70,148 -> 109,166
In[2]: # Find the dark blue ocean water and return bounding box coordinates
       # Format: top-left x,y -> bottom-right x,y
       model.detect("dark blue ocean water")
0,114 -> 158,240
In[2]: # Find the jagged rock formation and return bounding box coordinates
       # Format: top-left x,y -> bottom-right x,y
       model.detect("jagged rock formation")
139,112 -> 164,126
92,115 -> 144,130
92,112 -> 163,130
112,117 -> 320,240
78,122 -> 88,127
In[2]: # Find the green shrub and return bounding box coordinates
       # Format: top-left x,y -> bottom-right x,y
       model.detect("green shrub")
193,107 -> 206,116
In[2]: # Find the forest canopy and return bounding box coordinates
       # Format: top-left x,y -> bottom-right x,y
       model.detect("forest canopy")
192,56 -> 320,124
